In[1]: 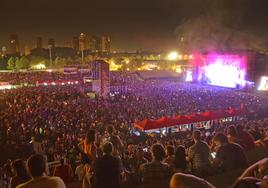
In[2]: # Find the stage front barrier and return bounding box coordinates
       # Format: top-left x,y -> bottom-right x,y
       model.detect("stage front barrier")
134,108 -> 246,131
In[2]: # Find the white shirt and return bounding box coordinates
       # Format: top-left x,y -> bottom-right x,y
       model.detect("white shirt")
75,164 -> 85,181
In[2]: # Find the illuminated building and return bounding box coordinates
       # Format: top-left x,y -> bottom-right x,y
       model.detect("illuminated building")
36,37 -> 43,48
1,46 -> 7,56
89,36 -> 101,52
24,46 -> 31,55
91,60 -> 110,97
100,36 -> 111,53
79,33 -> 88,51
72,36 -> 79,51
48,38 -> 55,48
10,34 -> 20,54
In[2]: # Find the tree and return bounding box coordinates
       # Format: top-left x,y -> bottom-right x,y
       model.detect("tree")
54,57 -> 67,68
20,56 -> 30,69
7,57 -> 16,70
15,57 -> 24,70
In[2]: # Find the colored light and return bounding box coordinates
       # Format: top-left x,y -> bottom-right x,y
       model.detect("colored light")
258,76 -> 268,91
195,54 -> 247,88
186,71 -> 193,82
168,52 -> 178,60
34,63 -> 46,70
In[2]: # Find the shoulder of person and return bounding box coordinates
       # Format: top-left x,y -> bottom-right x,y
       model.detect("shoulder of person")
15,179 -> 32,188
50,176 -> 66,186
49,176 -> 64,181
231,143 -> 245,150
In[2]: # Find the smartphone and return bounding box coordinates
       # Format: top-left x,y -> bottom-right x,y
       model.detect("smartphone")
211,152 -> 216,158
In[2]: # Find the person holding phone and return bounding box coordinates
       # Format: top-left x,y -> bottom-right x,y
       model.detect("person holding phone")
212,132 -> 248,172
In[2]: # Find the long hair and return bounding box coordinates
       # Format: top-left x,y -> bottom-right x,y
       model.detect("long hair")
174,145 -> 187,170
11,159 -> 29,179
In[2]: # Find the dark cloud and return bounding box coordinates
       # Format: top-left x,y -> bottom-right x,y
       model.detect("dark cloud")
175,0 -> 268,52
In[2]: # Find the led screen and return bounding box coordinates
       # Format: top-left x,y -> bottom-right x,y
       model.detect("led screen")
198,54 -> 247,88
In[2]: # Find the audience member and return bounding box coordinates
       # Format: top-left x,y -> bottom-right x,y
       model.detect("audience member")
140,144 -> 171,183
170,172 -> 216,188
187,130 -> 213,177
53,159 -> 73,183
9,159 -> 30,188
92,142 -> 123,188
212,132 -> 248,172
16,154 -> 66,188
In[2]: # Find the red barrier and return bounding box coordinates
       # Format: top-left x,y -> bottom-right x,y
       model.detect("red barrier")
134,108 -> 247,131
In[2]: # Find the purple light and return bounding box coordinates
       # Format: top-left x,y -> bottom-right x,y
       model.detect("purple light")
197,54 -> 247,88
186,71 -> 193,82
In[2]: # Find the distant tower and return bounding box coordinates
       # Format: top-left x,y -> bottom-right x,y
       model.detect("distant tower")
72,36 -> 79,51
89,36 -> 101,52
36,37 -> 43,48
100,36 -> 111,53
24,46 -> 31,55
10,34 -> 20,54
79,33 -> 88,63
1,46 -> 7,56
79,33 -> 87,51
91,60 -> 110,97
48,38 -> 55,48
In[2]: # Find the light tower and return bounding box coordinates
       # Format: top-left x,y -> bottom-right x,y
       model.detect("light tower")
79,33 -> 86,64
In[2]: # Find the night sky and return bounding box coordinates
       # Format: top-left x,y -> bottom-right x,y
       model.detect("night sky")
0,0 -> 268,51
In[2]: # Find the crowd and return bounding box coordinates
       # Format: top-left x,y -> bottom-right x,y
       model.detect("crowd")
0,72 -> 88,85
0,71 -> 268,188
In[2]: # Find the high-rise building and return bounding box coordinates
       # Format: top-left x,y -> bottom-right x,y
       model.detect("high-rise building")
10,34 -> 20,54
89,36 -> 100,52
1,46 -> 7,56
73,36 -> 79,51
100,36 -> 111,53
24,46 -> 31,55
65,41 -> 72,48
79,33 -> 87,51
36,37 -> 43,48
48,38 -> 55,48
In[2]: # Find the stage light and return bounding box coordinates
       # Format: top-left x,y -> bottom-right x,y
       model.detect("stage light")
195,54 -> 247,88
175,66 -> 182,73
33,63 -> 46,70
186,71 -> 193,82
258,76 -> 268,91
168,52 -> 178,61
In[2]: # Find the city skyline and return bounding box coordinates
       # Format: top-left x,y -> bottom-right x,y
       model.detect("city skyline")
0,0 -> 268,52
1,33 -> 113,55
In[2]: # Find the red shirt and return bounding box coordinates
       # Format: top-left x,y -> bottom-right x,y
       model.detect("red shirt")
53,165 -> 73,183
